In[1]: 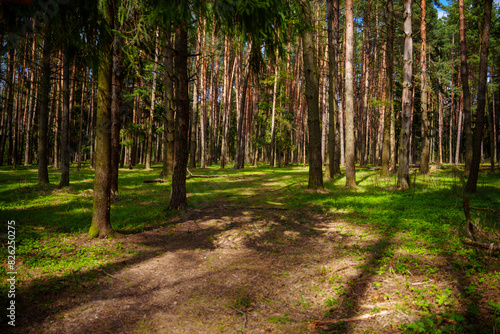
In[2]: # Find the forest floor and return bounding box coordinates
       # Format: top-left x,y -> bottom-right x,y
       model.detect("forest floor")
1,164 -> 500,333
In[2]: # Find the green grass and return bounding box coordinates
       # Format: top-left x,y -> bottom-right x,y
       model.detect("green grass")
1,162 -> 499,332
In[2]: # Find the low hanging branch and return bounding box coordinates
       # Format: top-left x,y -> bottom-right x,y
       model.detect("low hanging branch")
462,197 -> 500,252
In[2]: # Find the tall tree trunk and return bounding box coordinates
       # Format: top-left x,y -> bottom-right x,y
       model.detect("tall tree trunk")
299,0 -> 323,189
438,78 -> 444,165
456,97 -> 463,165
111,21 -> 124,194
163,26 -> 175,176
359,0 -> 371,167
146,28 -> 160,170
459,0 -> 473,176
168,23 -> 190,209
381,0 -> 393,177
24,33 -> 36,166
419,0 -> 429,174
488,91 -> 495,172
327,0 -> 340,176
397,0 -> 413,190
5,50 -> 14,166
465,0 -> 492,193
234,41 -> 252,169
38,23 -> 52,184
344,0 -> 356,188
89,0 -> 115,238
199,19 -> 207,168
59,45 -> 71,187
220,36 -> 234,169
78,69 -> 87,170
270,55 -> 278,168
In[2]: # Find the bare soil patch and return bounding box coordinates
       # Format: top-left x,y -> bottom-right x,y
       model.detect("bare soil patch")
9,196 -> 500,333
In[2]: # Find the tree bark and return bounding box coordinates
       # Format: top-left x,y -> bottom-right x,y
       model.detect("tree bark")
419,0 -> 429,174
163,26 -> 175,176
270,54 -> 279,168
381,0 -> 393,177
327,1 -> 338,175
168,23 -> 190,210
146,27 -> 160,170
397,0 -> 413,190
359,0 -> 371,167
59,44 -> 71,187
327,0 -> 341,176
111,20 -> 124,194
299,0 -> 323,189
234,41 -> 252,169
38,23 -> 52,184
344,0 -> 356,188
89,0 -> 115,238
459,0 -> 473,176
465,0 -> 492,193
220,36 -> 235,168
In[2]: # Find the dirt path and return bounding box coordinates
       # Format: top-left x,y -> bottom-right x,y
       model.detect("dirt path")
12,176 -> 498,333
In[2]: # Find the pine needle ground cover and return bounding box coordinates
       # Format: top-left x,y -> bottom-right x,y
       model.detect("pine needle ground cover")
1,164 -> 499,333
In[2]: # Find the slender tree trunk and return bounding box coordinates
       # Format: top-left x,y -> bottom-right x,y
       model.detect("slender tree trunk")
465,0 -> 492,193
381,0 -> 393,177
419,0 -> 429,174
344,0 -> 356,188
111,21 -> 124,194
359,0 -> 371,167
77,69 -> 87,170
438,78 -> 444,164
220,36 -> 235,168
488,91 -> 495,172
163,26 -> 176,176
146,28 -> 160,170
6,50 -> 14,166
199,19 -> 207,168
397,0 -> 413,190
168,24 -> 190,210
89,0 -> 115,238
328,0 -> 340,177
459,0 -> 473,176
270,55 -> 278,168
59,45 -> 71,187
234,41 -> 252,169
456,97 -> 463,165
38,23 -> 52,184
24,34 -> 37,166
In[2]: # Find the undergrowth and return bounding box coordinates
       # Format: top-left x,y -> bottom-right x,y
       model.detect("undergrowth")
0,163 -> 499,332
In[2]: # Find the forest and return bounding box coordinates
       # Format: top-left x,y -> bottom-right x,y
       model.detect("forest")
1,0 -> 500,333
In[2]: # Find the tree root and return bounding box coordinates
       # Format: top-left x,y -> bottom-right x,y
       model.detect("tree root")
462,197 -> 499,252
309,310 -> 392,328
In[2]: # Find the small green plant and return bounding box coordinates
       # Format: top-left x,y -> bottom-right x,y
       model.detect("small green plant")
325,296 -> 338,307
488,301 -> 500,323
268,316 -> 293,324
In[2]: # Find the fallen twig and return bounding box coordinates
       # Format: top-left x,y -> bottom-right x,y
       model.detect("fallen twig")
309,310 -> 392,328
469,206 -> 500,214
461,238 -> 500,251
186,169 -> 221,179
228,306 -> 247,332
99,269 -> 117,279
